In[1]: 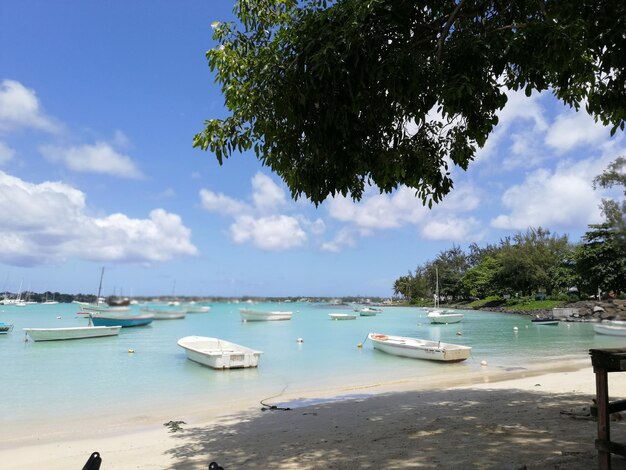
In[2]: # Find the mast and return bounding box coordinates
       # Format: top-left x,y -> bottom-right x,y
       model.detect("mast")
96,267 -> 104,305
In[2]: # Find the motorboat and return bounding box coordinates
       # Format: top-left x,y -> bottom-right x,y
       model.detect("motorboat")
427,310 -> 464,324
594,323 -> 626,337
368,333 -> 471,362
184,305 -> 211,313
177,335 -> 262,369
359,308 -> 378,316
0,322 -> 14,334
329,313 -> 357,320
531,316 -> 560,325
141,308 -> 186,320
23,325 -> 121,341
239,308 -> 292,321
90,312 -> 154,327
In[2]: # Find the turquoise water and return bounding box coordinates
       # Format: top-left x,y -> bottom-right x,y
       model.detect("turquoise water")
1,302 -> 623,424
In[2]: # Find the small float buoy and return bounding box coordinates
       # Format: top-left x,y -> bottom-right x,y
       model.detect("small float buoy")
56,316 -> 61,319
525,325 -> 529,329
513,326 -> 518,332
357,343 -> 363,348
456,331 -> 462,336
296,338 -> 303,343
128,349 -> 135,353
480,360 -> 488,366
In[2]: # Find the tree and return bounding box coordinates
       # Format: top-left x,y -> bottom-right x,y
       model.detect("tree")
195,0 -> 626,206
594,156 -> 626,245
461,256 -> 500,298
576,223 -> 626,297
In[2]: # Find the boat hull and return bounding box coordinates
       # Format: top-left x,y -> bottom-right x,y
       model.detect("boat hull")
185,306 -> 211,313
177,336 -> 262,369
141,308 -> 186,320
368,333 -> 471,362
329,313 -> 357,320
427,311 -> 464,324
24,326 -> 121,341
0,323 -> 14,334
90,314 -> 154,327
531,319 -> 559,325
594,324 -> 626,337
239,309 -> 292,321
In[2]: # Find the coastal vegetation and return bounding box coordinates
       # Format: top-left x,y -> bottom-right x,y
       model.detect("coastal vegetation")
392,223 -> 625,306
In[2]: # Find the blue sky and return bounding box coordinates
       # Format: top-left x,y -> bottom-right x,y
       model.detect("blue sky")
0,2 -> 622,298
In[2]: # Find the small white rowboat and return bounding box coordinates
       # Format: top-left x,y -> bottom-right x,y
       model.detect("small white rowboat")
177,336 -> 262,369
368,333 -> 471,362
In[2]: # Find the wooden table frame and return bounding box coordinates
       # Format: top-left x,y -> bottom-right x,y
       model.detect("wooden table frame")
590,348 -> 626,469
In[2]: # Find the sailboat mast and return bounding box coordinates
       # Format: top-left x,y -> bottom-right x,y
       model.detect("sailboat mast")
96,267 -> 104,305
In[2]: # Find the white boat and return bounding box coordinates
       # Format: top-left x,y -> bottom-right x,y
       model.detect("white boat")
329,313 -> 357,320
177,336 -> 262,369
141,308 -> 186,320
427,310 -> 464,324
239,308 -> 292,322
0,322 -> 14,334
77,302 -> 131,313
23,325 -> 121,342
368,333 -> 471,362
594,323 -> 626,337
427,267 -> 463,324
359,308 -> 378,316
185,305 -> 211,313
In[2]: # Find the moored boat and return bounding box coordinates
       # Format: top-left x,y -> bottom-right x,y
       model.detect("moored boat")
0,322 -> 14,334
239,308 -> 292,322
359,308 -> 378,316
594,323 -> 626,337
427,310 -> 464,324
23,325 -> 121,341
141,308 -> 186,320
368,333 -> 471,362
531,316 -> 560,326
185,305 -> 211,313
90,313 -> 154,327
177,335 -> 262,369
329,313 -> 357,320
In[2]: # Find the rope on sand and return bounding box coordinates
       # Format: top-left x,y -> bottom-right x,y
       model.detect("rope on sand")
260,380 -> 291,411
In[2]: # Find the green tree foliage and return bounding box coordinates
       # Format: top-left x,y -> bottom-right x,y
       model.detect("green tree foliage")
576,223 -> 626,297
594,156 -> 626,245
460,256 -> 501,298
195,0 -> 626,206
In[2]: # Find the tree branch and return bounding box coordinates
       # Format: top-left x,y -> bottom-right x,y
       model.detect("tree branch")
436,0 -> 466,63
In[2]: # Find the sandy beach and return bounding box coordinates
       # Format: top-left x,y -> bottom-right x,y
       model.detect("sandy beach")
3,359 -> 626,469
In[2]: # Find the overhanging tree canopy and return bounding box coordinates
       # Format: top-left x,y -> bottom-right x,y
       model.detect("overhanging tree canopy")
194,0 -> 626,206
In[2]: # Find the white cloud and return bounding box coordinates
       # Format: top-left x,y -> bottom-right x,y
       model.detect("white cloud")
0,80 -> 59,133
327,187 -> 428,229
0,141 -> 15,165
491,160 -> 606,231
420,217 -> 483,241
321,228 -> 355,252
324,184 -> 485,246
199,173 -> 322,251
0,171 -> 197,266
39,142 -> 142,178
199,189 -> 249,216
251,172 -> 286,212
545,110 -> 611,153
476,89 -> 548,163
230,215 -> 307,250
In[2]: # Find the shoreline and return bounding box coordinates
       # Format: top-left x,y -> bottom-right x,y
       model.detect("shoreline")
3,356 -> 624,469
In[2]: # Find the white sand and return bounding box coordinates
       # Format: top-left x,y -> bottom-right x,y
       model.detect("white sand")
3,360 -> 626,469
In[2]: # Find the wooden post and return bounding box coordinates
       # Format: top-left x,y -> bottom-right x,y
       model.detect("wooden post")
595,365 -> 611,470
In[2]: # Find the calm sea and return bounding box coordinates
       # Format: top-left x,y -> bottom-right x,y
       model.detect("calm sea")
0,302 -> 621,425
